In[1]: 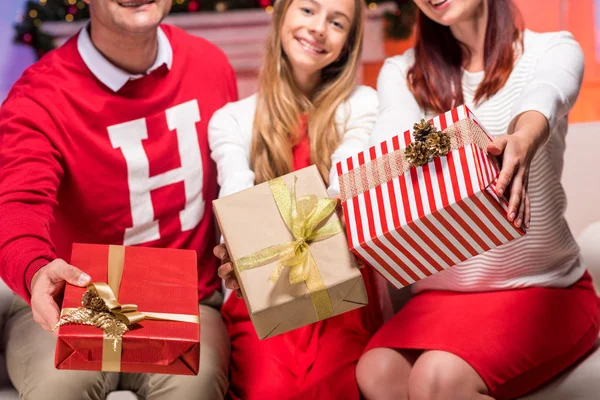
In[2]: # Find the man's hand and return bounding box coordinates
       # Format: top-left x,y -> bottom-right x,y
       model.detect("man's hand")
30,259 -> 90,333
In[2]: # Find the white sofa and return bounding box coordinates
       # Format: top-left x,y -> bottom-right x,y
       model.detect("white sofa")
0,123 -> 598,399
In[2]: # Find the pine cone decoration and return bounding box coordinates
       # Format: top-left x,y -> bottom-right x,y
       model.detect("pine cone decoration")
413,119 -> 436,143
405,142 -> 430,167
426,131 -> 452,158
54,308 -> 129,339
54,287 -> 130,343
82,290 -> 109,312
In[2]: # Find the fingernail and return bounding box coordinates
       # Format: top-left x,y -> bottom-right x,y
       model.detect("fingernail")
497,188 -> 503,196
78,273 -> 91,285
233,282 -> 239,290
515,218 -> 522,228
526,221 -> 530,229
509,212 -> 516,221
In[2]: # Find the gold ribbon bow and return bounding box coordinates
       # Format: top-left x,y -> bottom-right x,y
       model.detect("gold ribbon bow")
54,245 -> 199,372
339,118 -> 492,202
233,176 -> 342,320
86,282 -> 145,325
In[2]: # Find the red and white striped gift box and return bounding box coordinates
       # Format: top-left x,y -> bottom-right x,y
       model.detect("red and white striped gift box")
336,105 -> 526,288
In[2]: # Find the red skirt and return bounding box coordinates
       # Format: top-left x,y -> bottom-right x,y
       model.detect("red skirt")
222,267 -> 383,400
366,271 -> 600,400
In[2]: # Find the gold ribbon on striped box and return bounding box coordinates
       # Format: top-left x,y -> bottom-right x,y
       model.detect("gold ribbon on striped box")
339,119 -> 492,202
54,245 -> 200,372
233,176 -> 343,321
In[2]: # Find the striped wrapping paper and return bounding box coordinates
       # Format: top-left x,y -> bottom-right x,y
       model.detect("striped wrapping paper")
336,105 -> 526,288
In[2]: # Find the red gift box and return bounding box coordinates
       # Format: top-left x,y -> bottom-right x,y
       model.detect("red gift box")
336,105 -> 526,288
55,244 -> 200,375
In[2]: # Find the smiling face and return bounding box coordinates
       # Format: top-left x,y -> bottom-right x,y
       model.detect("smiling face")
412,0 -> 485,26
84,0 -> 172,34
280,0 -> 355,79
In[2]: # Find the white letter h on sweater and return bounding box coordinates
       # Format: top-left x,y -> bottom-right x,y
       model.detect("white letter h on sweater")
108,100 -> 204,245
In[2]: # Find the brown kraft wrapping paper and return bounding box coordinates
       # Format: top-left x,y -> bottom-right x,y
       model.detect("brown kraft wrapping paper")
213,165 -> 367,339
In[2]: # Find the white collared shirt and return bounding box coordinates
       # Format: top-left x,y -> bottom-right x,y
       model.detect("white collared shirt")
77,23 -> 173,92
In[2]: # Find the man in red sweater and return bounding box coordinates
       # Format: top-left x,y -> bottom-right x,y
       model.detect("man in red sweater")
0,0 -> 237,398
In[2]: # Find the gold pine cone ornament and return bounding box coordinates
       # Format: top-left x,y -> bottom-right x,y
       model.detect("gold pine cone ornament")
54,287 -> 130,341
425,130 -> 452,158
405,141 -> 430,167
412,119 -> 436,143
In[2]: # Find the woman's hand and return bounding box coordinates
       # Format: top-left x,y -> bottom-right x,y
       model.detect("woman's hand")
486,111 -> 549,230
214,244 -> 242,299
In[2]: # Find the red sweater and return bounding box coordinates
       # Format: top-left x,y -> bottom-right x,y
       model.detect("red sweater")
0,25 -> 238,302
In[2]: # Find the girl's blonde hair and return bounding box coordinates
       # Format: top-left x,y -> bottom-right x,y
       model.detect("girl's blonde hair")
251,0 -> 364,184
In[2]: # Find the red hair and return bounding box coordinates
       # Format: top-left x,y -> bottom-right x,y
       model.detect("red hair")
408,0 -> 523,114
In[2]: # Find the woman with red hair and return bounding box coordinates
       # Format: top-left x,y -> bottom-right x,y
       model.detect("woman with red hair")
356,0 -> 600,399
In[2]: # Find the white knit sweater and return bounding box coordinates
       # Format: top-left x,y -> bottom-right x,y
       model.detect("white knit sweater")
371,30 -> 587,292
208,85 -> 379,199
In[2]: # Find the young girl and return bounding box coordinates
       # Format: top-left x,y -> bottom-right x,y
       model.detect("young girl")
208,0 -> 381,398
356,0 -> 600,399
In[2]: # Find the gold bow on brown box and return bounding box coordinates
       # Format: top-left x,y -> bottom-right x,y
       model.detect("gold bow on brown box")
233,176 -> 343,321
213,165 -> 367,340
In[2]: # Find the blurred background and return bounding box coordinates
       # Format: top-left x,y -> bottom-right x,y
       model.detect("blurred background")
1,0 -> 600,123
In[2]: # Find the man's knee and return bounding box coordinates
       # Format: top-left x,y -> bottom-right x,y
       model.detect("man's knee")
142,365 -> 228,400
4,300 -> 117,399
20,370 -> 118,400
140,304 -> 230,400
198,303 -> 230,396
195,342 -> 230,399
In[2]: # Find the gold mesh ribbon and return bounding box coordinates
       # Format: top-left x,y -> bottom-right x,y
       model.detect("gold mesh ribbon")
233,176 -> 342,320
339,118 -> 491,202
54,245 -> 200,372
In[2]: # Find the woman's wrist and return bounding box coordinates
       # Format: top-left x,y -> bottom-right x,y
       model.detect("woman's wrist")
511,110 -> 550,152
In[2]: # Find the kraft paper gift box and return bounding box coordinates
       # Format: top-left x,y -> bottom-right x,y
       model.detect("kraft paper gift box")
55,244 -> 200,375
213,165 -> 367,339
336,105 -> 526,288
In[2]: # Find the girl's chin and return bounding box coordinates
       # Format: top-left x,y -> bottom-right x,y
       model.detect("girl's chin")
288,58 -> 326,75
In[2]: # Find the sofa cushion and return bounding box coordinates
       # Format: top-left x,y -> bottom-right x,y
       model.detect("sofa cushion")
520,338 -> 600,400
